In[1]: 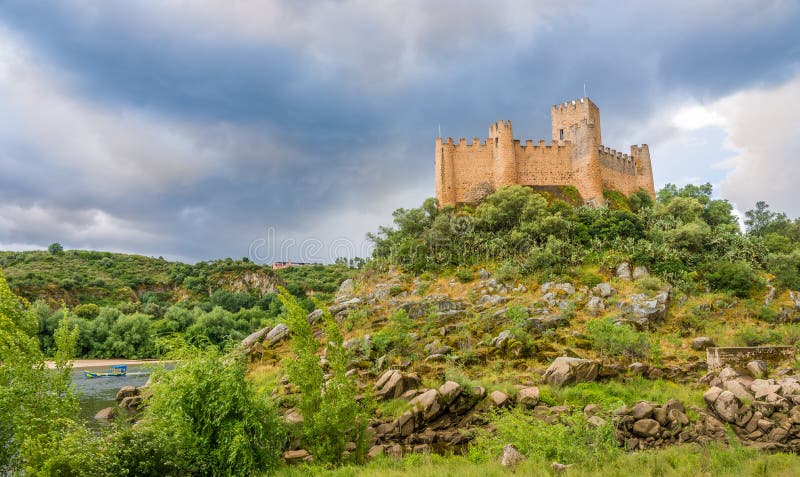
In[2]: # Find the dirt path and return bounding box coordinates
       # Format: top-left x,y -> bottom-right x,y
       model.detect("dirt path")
46,359 -> 171,369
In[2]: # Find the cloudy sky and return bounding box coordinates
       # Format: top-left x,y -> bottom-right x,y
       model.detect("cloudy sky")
0,1 -> 798,263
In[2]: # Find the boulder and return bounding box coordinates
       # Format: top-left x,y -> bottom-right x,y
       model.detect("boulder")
119,395 -> 142,410
476,294 -> 510,307
283,449 -> 312,464
527,316 -> 567,333
629,362 -> 649,376
409,389 -> 443,421
632,266 -> 649,280
779,377 -> 800,396
632,418 -> 660,437
335,279 -> 355,302
241,326 -> 271,349
499,444 -> 526,467
718,367 -> 739,382
367,445 -> 384,459
424,340 -> 452,356
543,357 -> 600,387
703,386 -> 724,406
663,399 -> 685,415
584,403 -> 602,417
691,337 -> 715,351
516,387 -> 540,408
627,296 -> 667,327
587,415 -> 607,428
746,360 -> 768,378
306,309 -> 324,324
375,370 -> 419,400
265,323 -> 289,347
489,390 -> 512,408
713,391 -> 740,423
552,462 -> 572,472
724,380 -> 754,402
541,282 -> 576,295
751,380 -> 781,399
438,381 -> 462,406
617,262 -> 632,281
630,401 -> 654,420
586,296 -> 605,316
95,407 -> 118,421
490,330 -> 512,348
592,282 -> 616,298
115,385 -> 139,402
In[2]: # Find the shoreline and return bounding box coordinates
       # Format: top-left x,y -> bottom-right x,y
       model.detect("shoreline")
46,359 -> 172,369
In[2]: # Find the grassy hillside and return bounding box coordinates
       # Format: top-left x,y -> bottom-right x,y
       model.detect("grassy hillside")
0,250 -> 175,305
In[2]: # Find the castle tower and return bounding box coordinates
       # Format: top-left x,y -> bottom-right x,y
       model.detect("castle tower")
552,98 -> 604,204
434,136 -> 456,206
551,97 -> 601,145
632,145 -> 655,198
490,120 -> 517,188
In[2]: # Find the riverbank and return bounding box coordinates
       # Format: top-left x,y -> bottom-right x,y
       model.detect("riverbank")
46,359 -> 171,369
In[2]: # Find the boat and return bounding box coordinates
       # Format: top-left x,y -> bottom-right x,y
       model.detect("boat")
84,365 -> 127,378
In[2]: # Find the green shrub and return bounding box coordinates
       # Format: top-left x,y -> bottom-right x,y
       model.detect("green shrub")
141,343 -> 285,476
72,303 -> 100,319
455,267 -> 474,283
767,252 -> 800,290
702,260 -> 760,298
635,276 -> 663,293
586,317 -> 650,359
494,261 -> 520,284
733,326 -> 781,347
757,306 -> 779,323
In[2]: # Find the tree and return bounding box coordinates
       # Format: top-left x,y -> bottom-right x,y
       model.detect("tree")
279,287 -> 369,465
0,270 -> 79,473
47,242 -> 64,255
745,201 -> 776,236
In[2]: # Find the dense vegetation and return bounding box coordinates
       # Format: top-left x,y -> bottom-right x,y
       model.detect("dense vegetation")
0,251 -> 353,359
0,270 -> 368,475
371,183 -> 800,296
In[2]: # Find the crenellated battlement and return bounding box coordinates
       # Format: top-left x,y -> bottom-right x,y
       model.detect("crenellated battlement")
435,97 -> 654,207
441,137 -> 492,150
551,97 -> 591,111
516,139 -> 571,151
598,145 -> 633,163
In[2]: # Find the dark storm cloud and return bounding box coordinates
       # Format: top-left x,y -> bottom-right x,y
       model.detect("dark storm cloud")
0,0 -> 798,261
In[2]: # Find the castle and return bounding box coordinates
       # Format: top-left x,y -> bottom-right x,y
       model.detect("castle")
434,97 -> 655,207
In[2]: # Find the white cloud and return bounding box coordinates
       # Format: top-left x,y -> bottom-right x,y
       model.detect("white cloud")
713,75 -> 800,216
671,105 -> 725,131
0,202 -> 156,248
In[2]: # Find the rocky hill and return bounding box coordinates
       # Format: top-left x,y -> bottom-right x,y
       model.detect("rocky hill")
242,261 -> 800,463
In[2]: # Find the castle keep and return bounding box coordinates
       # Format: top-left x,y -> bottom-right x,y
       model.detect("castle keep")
434,97 -> 655,207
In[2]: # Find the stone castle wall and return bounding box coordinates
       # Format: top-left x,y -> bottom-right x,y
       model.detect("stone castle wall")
435,98 -> 655,207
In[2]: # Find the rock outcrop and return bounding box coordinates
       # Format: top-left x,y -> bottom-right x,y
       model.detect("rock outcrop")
543,357 -> 600,387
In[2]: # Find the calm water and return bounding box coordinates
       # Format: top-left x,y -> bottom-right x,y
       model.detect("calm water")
72,364 -> 154,424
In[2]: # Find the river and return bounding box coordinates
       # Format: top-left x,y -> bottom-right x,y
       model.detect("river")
71,363 -> 159,424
